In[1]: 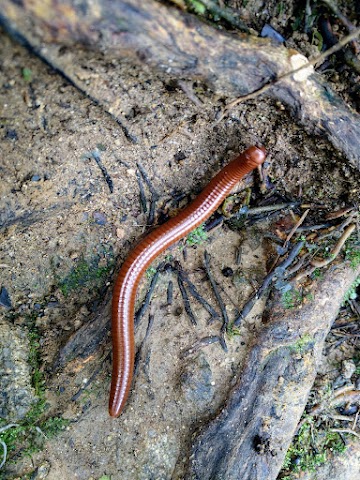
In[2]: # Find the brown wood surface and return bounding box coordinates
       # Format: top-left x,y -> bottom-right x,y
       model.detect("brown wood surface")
0,0 -> 359,169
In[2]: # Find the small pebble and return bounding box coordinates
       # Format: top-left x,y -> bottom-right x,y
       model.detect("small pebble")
5,129 -> 18,140
0,286 -> 12,308
341,359 -> 356,379
174,151 -> 186,163
261,24 -> 285,43
93,211 -> 107,225
116,228 -> 125,239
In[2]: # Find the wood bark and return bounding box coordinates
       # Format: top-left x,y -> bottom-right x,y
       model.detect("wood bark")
0,0 -> 359,169
187,263 -> 360,479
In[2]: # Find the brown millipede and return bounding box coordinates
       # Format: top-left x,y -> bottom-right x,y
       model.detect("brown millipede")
109,145 -> 266,417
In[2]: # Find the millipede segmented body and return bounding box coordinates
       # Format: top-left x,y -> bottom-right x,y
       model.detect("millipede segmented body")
109,146 -> 267,417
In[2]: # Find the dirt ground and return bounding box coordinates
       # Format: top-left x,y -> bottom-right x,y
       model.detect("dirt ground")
0,1 -> 360,479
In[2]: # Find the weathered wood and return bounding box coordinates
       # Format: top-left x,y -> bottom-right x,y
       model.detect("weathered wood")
0,0 -> 359,169
187,262 -> 360,480
54,303 -> 110,370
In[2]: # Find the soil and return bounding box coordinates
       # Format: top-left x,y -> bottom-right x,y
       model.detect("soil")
0,1 -> 359,479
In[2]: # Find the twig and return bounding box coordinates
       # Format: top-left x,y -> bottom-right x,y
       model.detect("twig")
167,280 -> 173,305
0,440 -> 7,470
114,117 -> 138,144
311,389 -> 360,418
136,171 -> 148,214
295,219 -> 357,280
134,314 -> 155,378
326,334 -> 356,352
0,424 -> 19,470
136,162 -> 160,226
269,209 -> 308,274
296,223 -> 333,232
284,209 -> 310,245
206,202 -> 298,235
234,241 -> 305,326
0,424 -> 19,434
329,414 -> 356,422
337,211 -> 358,230
285,252 -> 309,277
246,202 -> 299,216
320,0 -> 360,53
174,262 -> 219,319
296,386 -> 358,433
218,334 -> 228,352
180,335 -> 224,358
135,262 -> 165,326
349,299 -> 360,317
90,151 -> 114,193
235,245 -> 242,265
204,251 -> 229,332
177,270 -> 197,325
353,409 -> 359,430
221,26 -> 360,115
325,207 -> 355,220
177,80 -> 203,107
310,223 -> 356,267
331,319 -> 359,330
144,313 -> 155,341
294,265 -> 318,283
334,330 -> 360,339
204,215 -> 223,232
330,428 -> 360,439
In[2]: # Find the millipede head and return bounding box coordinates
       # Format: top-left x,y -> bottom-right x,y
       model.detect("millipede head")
243,146 -> 267,168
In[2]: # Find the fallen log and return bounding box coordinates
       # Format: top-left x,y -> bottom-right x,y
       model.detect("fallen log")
187,262 -> 360,480
0,0 -> 359,169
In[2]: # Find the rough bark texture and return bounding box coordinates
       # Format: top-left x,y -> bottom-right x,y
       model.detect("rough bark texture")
188,263 -> 360,480
54,300 -> 111,370
0,0 -> 359,169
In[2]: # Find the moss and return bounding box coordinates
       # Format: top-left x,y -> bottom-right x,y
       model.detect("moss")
0,411 -> 69,466
0,317 -> 70,472
281,289 -> 303,309
146,266 -> 157,279
345,242 -> 360,270
1,249 -> 114,469
290,334 -> 314,355
58,249 -> 114,297
186,224 -> 208,246
187,0 -> 206,15
226,324 -> 241,338
280,419 -> 347,478
312,268 -> 323,279
281,288 -> 314,310
28,328 -> 45,397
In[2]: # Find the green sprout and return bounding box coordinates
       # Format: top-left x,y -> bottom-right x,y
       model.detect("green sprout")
21,68 -> 32,82
186,224 -> 208,246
